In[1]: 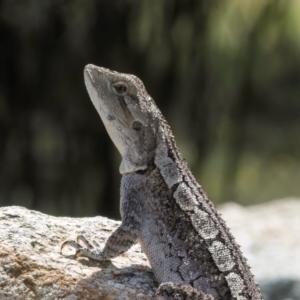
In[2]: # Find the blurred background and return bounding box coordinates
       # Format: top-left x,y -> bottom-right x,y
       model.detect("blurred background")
0,0 -> 299,219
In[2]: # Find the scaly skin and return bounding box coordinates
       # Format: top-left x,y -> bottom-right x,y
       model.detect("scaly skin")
62,65 -> 263,300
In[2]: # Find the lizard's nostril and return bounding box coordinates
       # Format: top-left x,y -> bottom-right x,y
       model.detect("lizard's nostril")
107,115 -> 115,121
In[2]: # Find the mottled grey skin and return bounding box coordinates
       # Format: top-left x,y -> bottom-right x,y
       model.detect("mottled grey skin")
62,65 -> 263,300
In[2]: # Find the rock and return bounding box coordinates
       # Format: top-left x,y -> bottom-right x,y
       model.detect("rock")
0,198 -> 299,299
0,206 -> 156,300
220,198 -> 300,300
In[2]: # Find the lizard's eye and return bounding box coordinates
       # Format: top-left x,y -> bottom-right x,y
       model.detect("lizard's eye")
112,82 -> 128,95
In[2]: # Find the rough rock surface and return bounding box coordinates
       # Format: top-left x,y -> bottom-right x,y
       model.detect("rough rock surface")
0,207 -> 156,300
0,198 -> 299,300
221,198 -> 300,300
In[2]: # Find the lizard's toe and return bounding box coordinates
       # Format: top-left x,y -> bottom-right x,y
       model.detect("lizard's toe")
61,240 -> 82,253
77,234 -> 94,249
61,236 -> 106,261
75,248 -> 96,260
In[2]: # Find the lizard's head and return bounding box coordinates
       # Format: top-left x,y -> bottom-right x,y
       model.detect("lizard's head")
84,64 -> 160,174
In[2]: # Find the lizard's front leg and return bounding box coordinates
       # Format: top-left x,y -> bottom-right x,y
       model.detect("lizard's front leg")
61,184 -> 141,261
61,224 -> 138,261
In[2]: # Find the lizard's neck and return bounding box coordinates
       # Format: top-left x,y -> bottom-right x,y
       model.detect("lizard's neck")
154,119 -> 186,189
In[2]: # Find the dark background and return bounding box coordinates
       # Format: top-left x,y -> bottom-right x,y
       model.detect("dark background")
0,0 -> 299,219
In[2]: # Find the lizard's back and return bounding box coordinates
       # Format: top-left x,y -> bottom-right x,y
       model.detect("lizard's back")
122,160 -> 262,299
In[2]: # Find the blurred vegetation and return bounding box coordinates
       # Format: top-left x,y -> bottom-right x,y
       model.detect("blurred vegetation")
0,0 -> 299,219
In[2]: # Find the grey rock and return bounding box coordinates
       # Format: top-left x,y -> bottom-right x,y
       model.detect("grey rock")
0,198 -> 299,299
0,206 -> 156,300
220,198 -> 300,300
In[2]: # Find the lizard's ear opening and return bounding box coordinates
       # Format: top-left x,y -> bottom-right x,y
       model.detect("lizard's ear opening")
131,120 -> 142,131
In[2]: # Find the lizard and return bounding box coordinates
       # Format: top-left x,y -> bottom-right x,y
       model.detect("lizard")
61,64 -> 263,300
